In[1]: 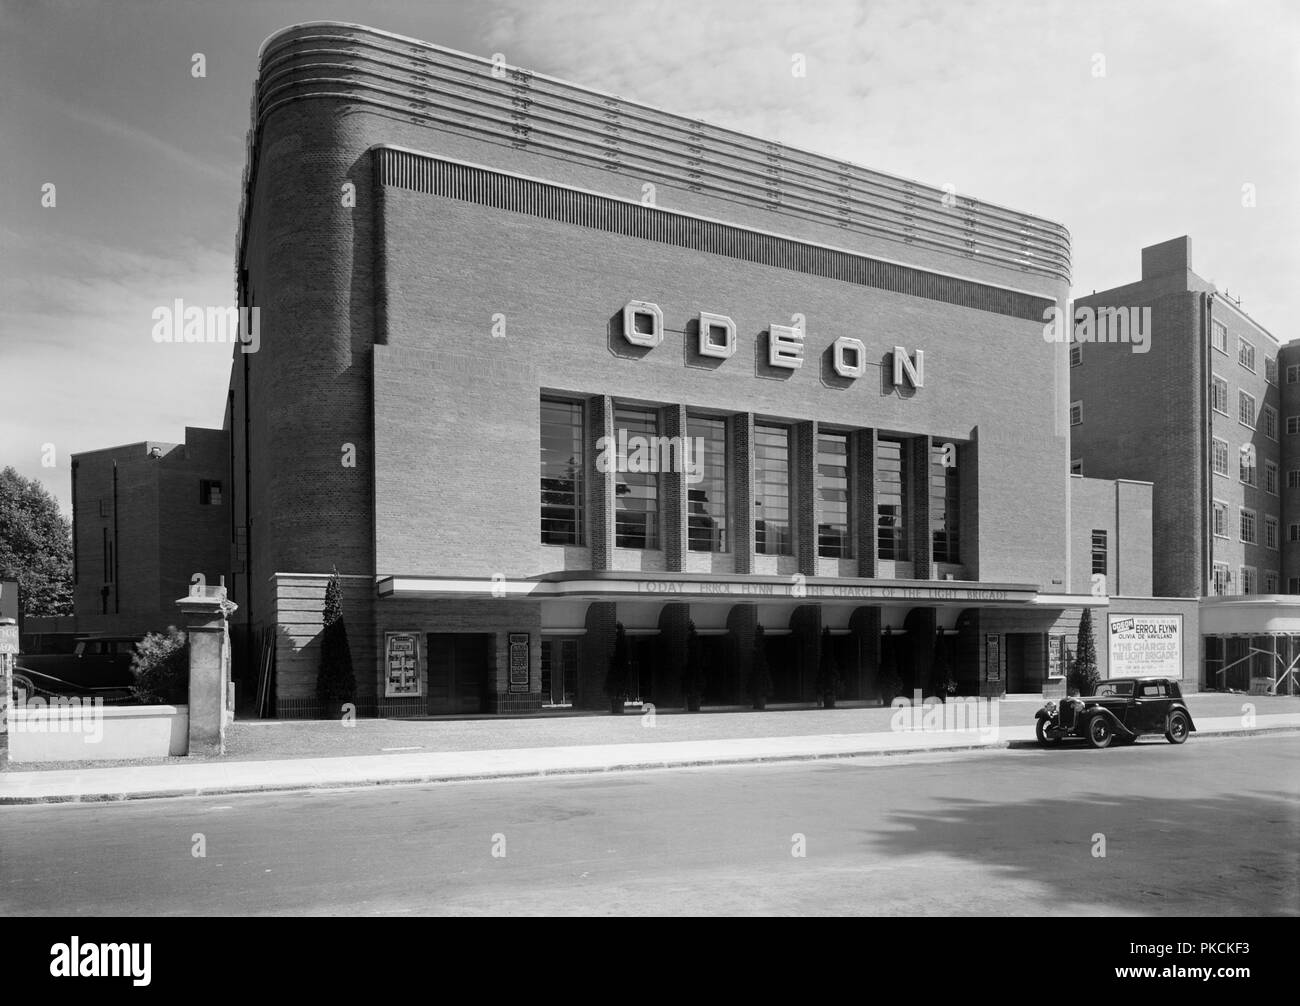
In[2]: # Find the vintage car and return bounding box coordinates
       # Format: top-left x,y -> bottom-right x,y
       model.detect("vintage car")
1035,677 -> 1195,748
11,634 -> 141,703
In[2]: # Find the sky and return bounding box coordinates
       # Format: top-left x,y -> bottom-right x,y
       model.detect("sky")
2,0 -> 1296,516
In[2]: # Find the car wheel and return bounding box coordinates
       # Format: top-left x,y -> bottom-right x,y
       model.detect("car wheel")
1087,716 -> 1113,749
1166,711 -> 1190,745
1035,718 -> 1060,746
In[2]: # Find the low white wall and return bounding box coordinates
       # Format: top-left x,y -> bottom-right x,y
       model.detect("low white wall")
7,703 -> 188,762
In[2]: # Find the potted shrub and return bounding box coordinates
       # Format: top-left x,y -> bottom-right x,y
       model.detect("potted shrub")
749,625 -> 773,710
816,626 -> 841,708
1068,609 -> 1100,696
878,627 -> 903,705
606,622 -> 630,714
682,621 -> 706,712
315,567 -> 356,717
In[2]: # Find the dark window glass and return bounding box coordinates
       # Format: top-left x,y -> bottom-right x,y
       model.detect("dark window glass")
614,405 -> 660,549
817,432 -> 851,558
687,415 -> 728,553
931,444 -> 960,564
876,438 -> 910,561
754,425 -> 792,556
540,398 -> 584,545
1091,529 -> 1107,575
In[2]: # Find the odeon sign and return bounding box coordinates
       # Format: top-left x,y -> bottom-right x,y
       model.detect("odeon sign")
621,301 -> 924,388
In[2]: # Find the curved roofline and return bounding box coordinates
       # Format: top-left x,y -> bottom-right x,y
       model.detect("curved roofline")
255,20 -> 1070,237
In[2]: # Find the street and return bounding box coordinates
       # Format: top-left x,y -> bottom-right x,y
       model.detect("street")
2,735 -> 1296,916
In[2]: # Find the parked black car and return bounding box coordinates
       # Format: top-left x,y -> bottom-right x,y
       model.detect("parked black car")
12,634 -> 142,702
1035,677 -> 1195,748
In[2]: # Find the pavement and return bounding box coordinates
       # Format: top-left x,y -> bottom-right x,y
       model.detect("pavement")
2,695 -> 1298,805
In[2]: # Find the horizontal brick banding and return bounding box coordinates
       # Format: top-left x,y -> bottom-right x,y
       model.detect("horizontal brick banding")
373,148 -> 1054,323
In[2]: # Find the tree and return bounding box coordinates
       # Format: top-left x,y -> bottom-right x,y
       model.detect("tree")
315,567 -> 356,710
606,622 -> 630,713
0,467 -> 73,617
1070,608 -> 1100,696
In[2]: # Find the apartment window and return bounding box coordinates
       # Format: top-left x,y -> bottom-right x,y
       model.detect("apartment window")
1265,460 -> 1278,495
1210,374 -> 1229,415
1240,508 -> 1256,545
613,405 -> 660,549
1211,320 -> 1227,353
1266,516 -> 1279,550
686,414 -> 728,553
930,443 -> 960,564
540,398 -> 585,545
876,438 -> 910,561
1289,416 -> 1300,435
1290,470 -> 1300,490
1091,529 -> 1107,575
1240,566 -> 1256,595
1289,577 -> 1300,594
1291,523 -> 1300,543
1212,563 -> 1231,596
1070,401 -> 1082,426
1265,571 -> 1279,593
199,479 -> 223,506
1212,501 -> 1228,538
1264,405 -> 1278,441
754,424 -> 792,556
1238,338 -> 1256,373
1265,356 -> 1278,385
1289,364 -> 1300,384
1070,458 -> 1083,476
1069,343 -> 1082,368
1239,449 -> 1256,486
816,432 -> 852,559
1212,438 -> 1229,476
1239,391 -> 1256,428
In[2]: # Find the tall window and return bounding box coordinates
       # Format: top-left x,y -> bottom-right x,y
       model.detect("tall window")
1210,375 -> 1228,414
1091,530 -> 1107,575
1240,448 -> 1256,486
1240,566 -> 1256,595
1212,501 -> 1228,537
817,432 -> 851,559
614,405 -> 660,549
1070,401 -> 1082,426
1069,343 -> 1082,367
1266,357 -> 1278,384
1266,516 -> 1279,550
1212,438 -> 1229,476
931,443 -> 960,564
876,438 -> 910,561
1266,460 -> 1278,494
540,398 -> 584,545
1265,571 -> 1279,593
1212,563 -> 1230,595
1289,364 -> 1300,384
1212,320 -> 1227,353
754,424 -> 792,555
1240,508 -> 1256,545
687,414 -> 728,553
1238,338 -> 1256,372
1239,390 -> 1256,428
1264,406 -> 1278,440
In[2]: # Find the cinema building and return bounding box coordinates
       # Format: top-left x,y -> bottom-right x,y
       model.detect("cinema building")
119,21 -> 1195,716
